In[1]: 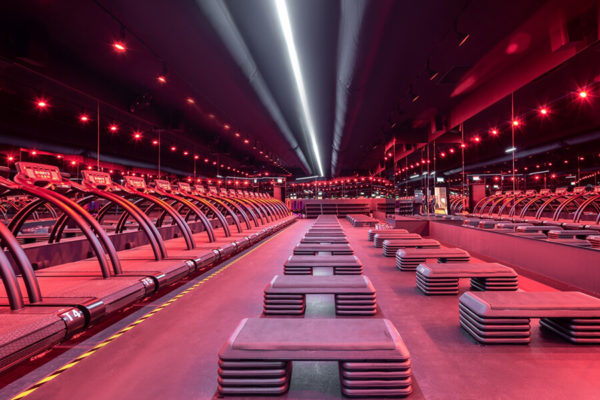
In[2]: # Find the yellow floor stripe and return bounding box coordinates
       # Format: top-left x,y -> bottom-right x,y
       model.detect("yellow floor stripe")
9,221 -> 294,400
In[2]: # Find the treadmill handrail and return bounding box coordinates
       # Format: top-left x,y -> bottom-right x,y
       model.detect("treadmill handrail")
193,190 -> 252,230
0,221 -> 42,304
0,243 -> 25,310
182,191 -> 242,234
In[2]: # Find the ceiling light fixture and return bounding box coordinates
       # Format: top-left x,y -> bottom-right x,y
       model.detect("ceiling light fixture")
274,0 -> 324,176
426,59 -> 439,81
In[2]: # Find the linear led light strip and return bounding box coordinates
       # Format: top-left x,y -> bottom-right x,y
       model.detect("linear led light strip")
274,0 -> 324,176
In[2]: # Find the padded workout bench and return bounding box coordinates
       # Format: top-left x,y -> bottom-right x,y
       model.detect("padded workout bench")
459,291 -> 600,344
263,275 -> 376,315
368,228 -> 407,241
382,239 -> 440,257
374,233 -> 422,248
416,262 -> 518,295
284,255 -> 363,275
305,231 -> 346,237
293,243 -> 353,255
300,236 -> 349,244
217,318 -> 412,397
396,248 -> 470,271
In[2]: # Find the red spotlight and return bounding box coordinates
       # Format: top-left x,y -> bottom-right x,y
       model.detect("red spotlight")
449,148 -> 455,154
112,41 -> 127,53
31,150 -> 37,156
460,143 -> 466,148
157,75 -> 167,84
212,161 -> 217,165
440,152 -> 446,158
490,129 -> 498,135
133,131 -> 142,140
7,156 -> 14,162
387,152 -> 393,158
235,132 -> 241,138
512,119 -> 520,127
71,160 -> 77,166
35,98 -> 49,109
194,155 -> 199,160
494,176 -> 499,181
473,136 -> 481,143
109,124 -> 119,133
578,90 -> 588,99
152,139 -> 159,145
539,107 -> 548,115
109,169 -> 114,174
79,114 -> 90,123
183,151 -> 189,156
87,165 -> 92,170
170,146 -> 177,152
551,174 -> 556,179
204,158 -> 209,163
534,175 -> 540,180
223,124 -> 231,130
186,97 -> 195,104
243,139 -> 249,144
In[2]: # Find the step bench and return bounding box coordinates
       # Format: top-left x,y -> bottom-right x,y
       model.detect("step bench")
217,318 -> 412,398
374,233 -> 422,248
459,291 -> 600,344
548,229 -> 594,239
382,239 -> 441,257
293,243 -> 354,255
588,236 -> 600,248
305,231 -> 346,238
263,275 -> 376,316
544,238 -> 593,247
300,237 -> 349,244
516,225 -> 562,233
396,248 -> 470,271
284,255 -> 363,275
368,228 -> 408,241
416,262 -> 518,295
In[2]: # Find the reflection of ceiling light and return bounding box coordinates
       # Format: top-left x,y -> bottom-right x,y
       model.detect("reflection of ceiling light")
274,0 -> 323,176
454,20 -> 469,47
426,59 -> 439,81
505,147 -> 517,153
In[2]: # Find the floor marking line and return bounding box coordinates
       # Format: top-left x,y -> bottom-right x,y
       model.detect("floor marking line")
8,220 -> 295,400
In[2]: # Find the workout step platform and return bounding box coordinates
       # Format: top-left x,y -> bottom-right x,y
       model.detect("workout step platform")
396,248 -> 470,271
477,220 -> 498,229
509,232 -> 548,239
284,255 -> 363,275
416,262 -> 518,295
263,275 -> 376,316
494,222 -> 533,231
462,218 -> 482,227
300,236 -> 349,244
293,243 -> 353,255
382,239 -> 440,257
217,318 -> 412,397
305,231 -> 346,237
459,291 -> 600,344
545,238 -> 593,247
374,233 -> 422,248
588,236 -> 600,248
516,225 -> 562,233
346,214 -> 379,227
548,229 -> 594,239
368,228 -> 407,241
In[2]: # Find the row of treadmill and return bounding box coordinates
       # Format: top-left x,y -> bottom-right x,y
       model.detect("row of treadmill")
368,225 -> 600,345
216,215 -> 414,398
0,161 -> 295,374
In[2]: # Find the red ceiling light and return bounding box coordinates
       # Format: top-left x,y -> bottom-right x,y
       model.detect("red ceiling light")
183,151 -> 189,156
212,161 -> 217,165
186,97 -> 195,104
384,157 -> 388,161
387,152 -> 393,158
490,129 -> 498,135
71,160 -> 77,165
87,165 -> 93,170
460,143 -> 466,148
157,75 -> 167,84
449,148 -> 455,154
112,41 -> 127,53
551,174 -> 557,179
539,107 -> 548,115
109,169 -> 114,174
79,114 -> 90,123
57,155 -> 63,159
473,136 -> 481,143
109,124 -> 119,133
512,119 -> 520,127
31,150 -> 37,156
440,152 -> 446,158
133,131 -> 142,140
204,158 -> 209,163
243,139 -> 250,144
223,124 -> 231,130
235,132 -> 241,138
35,98 -> 49,109
578,90 -> 588,99
170,146 -> 177,151
152,139 -> 159,145
7,156 -> 14,162
194,155 -> 199,160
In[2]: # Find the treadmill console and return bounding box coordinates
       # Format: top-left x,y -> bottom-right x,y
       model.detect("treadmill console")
81,170 -> 113,189
555,187 -> 567,195
525,190 -> 536,195
494,190 -> 503,196
574,186 -> 585,194
178,182 -> 192,193
237,190 -> 244,196
196,185 -> 207,194
220,188 -> 228,195
124,176 -> 147,191
229,189 -> 236,196
154,179 -> 172,191
208,186 -> 218,195
539,189 -> 551,195
15,162 -> 63,186
595,186 -> 600,193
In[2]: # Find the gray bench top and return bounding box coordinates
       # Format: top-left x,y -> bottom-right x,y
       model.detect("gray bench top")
300,237 -> 349,244
266,275 -> 374,293
294,243 -> 352,252
460,291 -> 600,318
285,255 -> 361,267
220,318 -> 409,361
396,248 -> 470,258
417,262 -> 516,277
383,239 -> 440,248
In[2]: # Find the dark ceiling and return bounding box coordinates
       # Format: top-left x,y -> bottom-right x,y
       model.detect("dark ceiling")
0,0 -> 597,179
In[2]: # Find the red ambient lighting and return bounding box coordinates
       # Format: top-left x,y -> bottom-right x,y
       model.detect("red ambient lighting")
133,131 -> 142,140
578,90 -> 588,99
539,107 -> 548,115
79,114 -> 90,123
170,146 -> 177,152
157,75 -> 167,84
112,41 -> 127,53
109,124 -> 119,133
512,120 -> 520,127
490,129 -> 498,135
186,97 -> 195,104
152,140 -> 159,146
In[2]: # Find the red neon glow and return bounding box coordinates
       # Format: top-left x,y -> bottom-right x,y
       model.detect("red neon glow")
157,75 -> 167,84
113,41 -> 127,53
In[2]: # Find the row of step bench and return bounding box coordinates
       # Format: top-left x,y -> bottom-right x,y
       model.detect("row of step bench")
367,226 -> 600,344
217,215 -> 414,398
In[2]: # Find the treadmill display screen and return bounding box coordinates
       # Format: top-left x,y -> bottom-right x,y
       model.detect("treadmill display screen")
17,162 -> 62,183
125,176 -> 146,189
82,171 -> 112,186
155,179 -> 171,190
178,182 -> 191,192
